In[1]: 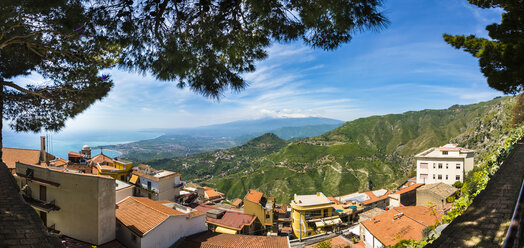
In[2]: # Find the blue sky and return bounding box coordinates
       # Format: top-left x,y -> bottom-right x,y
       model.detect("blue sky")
13,0 -> 505,132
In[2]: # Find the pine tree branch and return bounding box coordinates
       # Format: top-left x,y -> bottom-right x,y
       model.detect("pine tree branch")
1,81 -> 53,100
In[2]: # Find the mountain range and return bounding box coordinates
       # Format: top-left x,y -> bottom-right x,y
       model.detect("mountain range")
99,117 -> 343,162
146,96 -> 517,203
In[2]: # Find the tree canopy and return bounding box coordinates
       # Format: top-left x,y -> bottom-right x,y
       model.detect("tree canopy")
0,0 -> 119,132
0,0 -> 388,134
443,0 -> 524,94
95,0 -> 388,98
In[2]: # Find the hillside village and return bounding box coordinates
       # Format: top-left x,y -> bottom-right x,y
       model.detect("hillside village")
3,135 -> 479,248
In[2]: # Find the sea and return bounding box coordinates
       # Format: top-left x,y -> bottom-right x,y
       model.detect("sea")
2,129 -> 163,159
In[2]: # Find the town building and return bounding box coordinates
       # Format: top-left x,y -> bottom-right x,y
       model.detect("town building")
130,164 -> 183,201
416,183 -> 458,209
415,144 -> 475,185
290,192 -> 342,239
360,206 -> 443,248
203,186 -> 225,203
116,197 -> 206,248
243,189 -> 276,233
193,204 -> 258,235
14,162 -> 116,245
2,136 -> 57,174
231,198 -> 243,208
388,183 -> 424,207
115,180 -> 134,203
338,189 -> 392,211
178,231 -> 290,248
94,158 -> 133,181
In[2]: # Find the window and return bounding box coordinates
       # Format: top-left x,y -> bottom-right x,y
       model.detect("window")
305,210 -> 322,219
39,185 -> 46,201
266,214 -> 270,220
456,175 -> 460,181
438,175 -> 442,180
433,174 -> 436,179
446,175 -> 448,180
420,163 -> 428,169
147,181 -> 152,191
433,163 -> 436,169
120,175 -> 125,181
446,164 -> 448,169
420,174 -> 428,180
442,151 -> 448,155
456,164 -> 461,169
438,163 -> 443,169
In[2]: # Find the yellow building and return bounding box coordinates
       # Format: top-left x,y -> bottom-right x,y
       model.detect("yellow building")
243,189 -> 275,233
92,154 -> 133,181
290,192 -> 342,239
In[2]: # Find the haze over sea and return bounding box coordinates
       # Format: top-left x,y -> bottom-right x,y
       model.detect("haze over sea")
2,129 -> 162,159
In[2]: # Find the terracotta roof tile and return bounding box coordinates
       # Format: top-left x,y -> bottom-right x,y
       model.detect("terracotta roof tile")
194,205 -> 256,230
116,197 -> 185,237
2,147 -> 41,169
179,231 -> 289,248
90,153 -> 114,164
245,189 -> 263,203
231,198 -> 243,207
392,183 -> 424,195
361,206 -> 442,246
205,189 -> 221,198
68,152 -> 84,158
417,183 -> 458,198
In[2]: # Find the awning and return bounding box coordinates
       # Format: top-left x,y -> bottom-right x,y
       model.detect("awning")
129,175 -> 139,184
215,226 -> 238,234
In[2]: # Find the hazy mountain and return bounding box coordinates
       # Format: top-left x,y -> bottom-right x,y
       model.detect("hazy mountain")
99,117 -> 343,162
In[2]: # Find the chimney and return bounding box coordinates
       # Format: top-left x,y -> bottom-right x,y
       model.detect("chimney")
40,136 -> 48,165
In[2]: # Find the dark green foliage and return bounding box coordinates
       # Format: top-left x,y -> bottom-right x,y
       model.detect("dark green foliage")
452,181 -> 463,188
511,93 -> 524,126
93,0 -> 388,98
443,0 -> 524,94
0,0 -> 119,132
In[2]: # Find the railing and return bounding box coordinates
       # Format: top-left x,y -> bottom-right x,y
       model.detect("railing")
502,178 -> 524,248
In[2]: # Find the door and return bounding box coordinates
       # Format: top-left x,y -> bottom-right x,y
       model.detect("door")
147,181 -> 152,191
40,185 -> 46,201
40,211 -> 47,226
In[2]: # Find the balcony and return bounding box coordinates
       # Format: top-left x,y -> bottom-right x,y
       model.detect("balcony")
23,195 -> 60,212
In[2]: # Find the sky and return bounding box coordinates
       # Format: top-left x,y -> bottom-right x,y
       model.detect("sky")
12,0 -> 505,132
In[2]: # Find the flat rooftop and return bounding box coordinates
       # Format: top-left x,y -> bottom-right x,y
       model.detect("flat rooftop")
293,192 -> 331,206
415,144 -> 474,159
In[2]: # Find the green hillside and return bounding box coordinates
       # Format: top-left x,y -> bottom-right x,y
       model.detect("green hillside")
149,97 -> 516,203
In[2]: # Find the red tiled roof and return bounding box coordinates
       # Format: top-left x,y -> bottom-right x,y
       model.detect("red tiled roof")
205,189 -> 221,199
68,152 -> 84,158
231,198 -> 243,207
306,236 -> 352,248
194,205 -> 256,230
362,190 -> 392,205
245,189 -> 263,203
2,148 -> 41,169
361,206 -> 443,246
179,231 -> 289,248
116,197 -> 186,237
392,183 -> 424,195
90,153 -> 114,164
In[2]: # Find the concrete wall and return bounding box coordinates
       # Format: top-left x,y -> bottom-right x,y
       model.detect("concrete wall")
389,195 -> 400,207
116,221 -> 141,248
416,190 -> 448,208
138,177 -> 159,193
157,178 -> 177,201
116,186 -> 134,203
400,189 -> 417,206
361,224 -> 383,248
141,214 -> 206,248
15,162 -> 116,245
416,158 -> 467,185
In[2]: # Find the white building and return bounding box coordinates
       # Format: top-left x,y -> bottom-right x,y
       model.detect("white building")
116,197 -> 206,248
415,144 -> 474,185
130,164 -> 184,201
